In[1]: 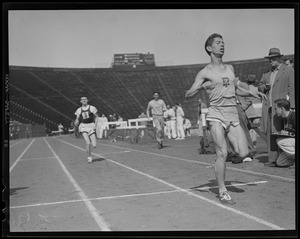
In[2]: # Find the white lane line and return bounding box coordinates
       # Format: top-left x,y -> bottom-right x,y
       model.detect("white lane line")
100,150 -> 131,156
192,181 -> 268,191
20,156 -> 56,161
94,141 -> 295,183
10,139 -> 25,148
10,139 -> 35,172
57,138 -> 284,230
10,181 -> 268,209
43,138 -> 111,231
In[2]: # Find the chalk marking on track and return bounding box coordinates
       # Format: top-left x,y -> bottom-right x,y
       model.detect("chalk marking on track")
43,138 -> 111,231
20,156 -> 56,161
92,140 -> 294,183
10,139 -> 35,172
10,139 -> 25,148
10,181 -> 268,209
56,138 -> 284,230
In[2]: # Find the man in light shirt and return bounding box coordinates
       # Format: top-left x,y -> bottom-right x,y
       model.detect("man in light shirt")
96,114 -> 108,139
165,104 -> 177,139
175,103 -> 185,140
147,91 -> 167,149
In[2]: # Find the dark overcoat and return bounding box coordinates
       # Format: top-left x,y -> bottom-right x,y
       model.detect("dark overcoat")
258,64 -> 295,134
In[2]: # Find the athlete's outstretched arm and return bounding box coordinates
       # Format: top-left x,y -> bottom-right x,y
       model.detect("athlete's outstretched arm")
185,69 -> 207,99
236,81 -> 266,100
230,64 -> 266,100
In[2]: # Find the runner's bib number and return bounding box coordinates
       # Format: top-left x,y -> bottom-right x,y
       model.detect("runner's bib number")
81,112 -> 90,119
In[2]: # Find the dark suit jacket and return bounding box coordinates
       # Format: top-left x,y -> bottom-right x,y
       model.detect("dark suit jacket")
258,63 -> 295,134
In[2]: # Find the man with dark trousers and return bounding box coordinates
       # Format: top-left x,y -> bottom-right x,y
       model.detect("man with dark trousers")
258,48 -> 295,167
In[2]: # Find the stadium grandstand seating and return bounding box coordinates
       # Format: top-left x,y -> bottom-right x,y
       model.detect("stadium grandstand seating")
9,55 -> 293,132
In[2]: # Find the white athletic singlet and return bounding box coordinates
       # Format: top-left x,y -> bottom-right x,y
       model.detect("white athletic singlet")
204,64 -> 236,106
204,64 -> 239,128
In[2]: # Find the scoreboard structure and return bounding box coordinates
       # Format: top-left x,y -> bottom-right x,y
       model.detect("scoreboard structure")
112,53 -> 155,68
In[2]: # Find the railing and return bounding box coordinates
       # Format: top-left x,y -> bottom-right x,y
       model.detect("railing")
127,117 -> 154,129
107,121 -> 128,129
104,118 -> 154,130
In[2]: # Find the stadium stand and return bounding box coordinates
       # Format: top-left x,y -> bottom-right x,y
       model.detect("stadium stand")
9,55 -> 293,133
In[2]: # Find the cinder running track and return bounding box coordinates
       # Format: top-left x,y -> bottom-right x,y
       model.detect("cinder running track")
7,134 -> 295,232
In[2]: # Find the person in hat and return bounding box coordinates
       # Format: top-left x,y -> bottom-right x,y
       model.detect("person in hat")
258,48 -> 295,167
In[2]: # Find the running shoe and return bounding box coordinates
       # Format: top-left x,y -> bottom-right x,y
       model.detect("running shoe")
243,157 -> 253,162
158,142 -> 163,149
87,157 -> 93,163
219,191 -> 236,205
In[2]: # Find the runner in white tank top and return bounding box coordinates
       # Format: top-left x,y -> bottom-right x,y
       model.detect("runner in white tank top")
74,96 -> 99,163
185,33 -> 265,205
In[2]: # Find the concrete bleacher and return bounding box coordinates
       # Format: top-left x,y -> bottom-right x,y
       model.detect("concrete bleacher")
9,54 -> 293,129
10,82 -> 73,130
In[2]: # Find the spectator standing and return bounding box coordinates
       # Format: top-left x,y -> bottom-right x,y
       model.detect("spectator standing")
25,125 -> 31,139
258,48 -> 295,167
163,107 -> 169,136
175,103 -> 185,140
117,115 -> 124,127
165,105 -> 177,139
58,123 -> 64,136
9,126 -> 13,140
16,126 -> 21,139
197,99 -> 207,137
138,112 -> 148,138
11,126 -> 16,139
108,114 -> 117,129
183,117 -> 192,136
96,114 -> 108,139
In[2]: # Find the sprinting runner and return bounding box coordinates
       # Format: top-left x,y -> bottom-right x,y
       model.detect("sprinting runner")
74,96 -> 99,163
185,33 -> 265,205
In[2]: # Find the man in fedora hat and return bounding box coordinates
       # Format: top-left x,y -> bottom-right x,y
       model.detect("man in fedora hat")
258,47 -> 295,167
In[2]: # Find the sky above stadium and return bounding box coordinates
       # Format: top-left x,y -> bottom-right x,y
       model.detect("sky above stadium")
8,8 -> 294,68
